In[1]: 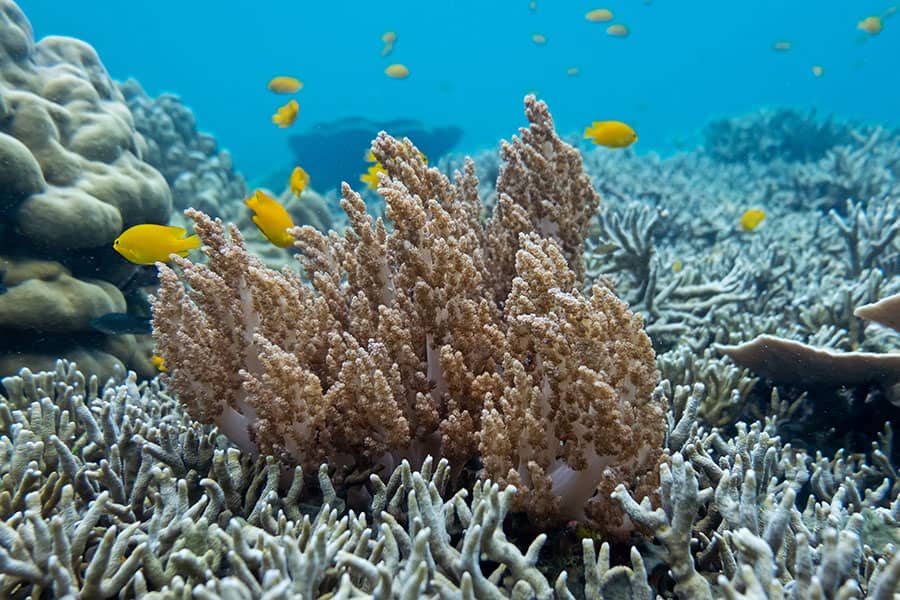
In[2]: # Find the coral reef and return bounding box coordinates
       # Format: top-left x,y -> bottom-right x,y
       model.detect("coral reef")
0,0 -> 170,381
151,97 -> 665,534
1,1 -> 899,594
2,362 -> 898,598
703,108 -> 857,164
719,291 -> 900,407
119,78 -> 248,217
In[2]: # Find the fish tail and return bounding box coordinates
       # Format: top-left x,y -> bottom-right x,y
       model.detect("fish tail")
176,234 -> 201,256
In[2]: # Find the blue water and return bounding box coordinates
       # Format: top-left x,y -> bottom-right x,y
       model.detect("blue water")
20,0 -> 900,182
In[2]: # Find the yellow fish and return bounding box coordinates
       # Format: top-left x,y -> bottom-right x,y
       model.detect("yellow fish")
606,24 -> 629,37
113,224 -> 200,265
381,31 -> 396,56
585,9 -> 613,22
385,64 -> 410,79
739,208 -> 766,231
673,259 -> 683,273
361,162 -> 386,189
290,166 -> 310,196
267,76 -> 303,94
858,16 -> 883,34
151,354 -> 168,372
584,121 -> 638,148
272,99 -> 299,128
245,190 -> 296,248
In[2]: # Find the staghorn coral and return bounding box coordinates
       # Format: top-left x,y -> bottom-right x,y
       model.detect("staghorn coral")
829,198 -> 900,279
151,96 -> 665,533
703,107 -> 856,164
618,382 -> 900,598
1,358 -> 898,598
786,128 -> 900,213
0,360 -> 585,598
658,346 -> 759,427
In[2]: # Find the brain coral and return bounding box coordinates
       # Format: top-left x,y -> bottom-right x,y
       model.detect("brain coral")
0,0 -> 171,380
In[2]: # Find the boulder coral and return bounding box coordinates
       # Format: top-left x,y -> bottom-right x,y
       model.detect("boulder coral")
0,0 -> 171,380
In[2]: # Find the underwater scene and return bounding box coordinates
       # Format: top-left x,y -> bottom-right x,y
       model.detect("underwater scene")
1,0 -> 900,597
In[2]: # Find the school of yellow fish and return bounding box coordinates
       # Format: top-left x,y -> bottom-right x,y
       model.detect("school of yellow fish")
255,3 -> 893,153
115,0 -> 894,381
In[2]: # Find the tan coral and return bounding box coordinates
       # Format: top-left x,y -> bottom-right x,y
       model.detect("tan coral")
484,95 -> 600,300
0,257 -> 125,332
0,0 -> 173,379
152,96 -> 665,533
478,234 -> 664,533
0,8 -> 172,247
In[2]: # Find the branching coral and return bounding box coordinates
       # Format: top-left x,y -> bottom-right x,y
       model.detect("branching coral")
151,96 -> 665,533
830,198 -> 900,279
2,358 -> 898,598
0,361 -> 600,598
703,108 -> 856,164
615,389 -> 900,599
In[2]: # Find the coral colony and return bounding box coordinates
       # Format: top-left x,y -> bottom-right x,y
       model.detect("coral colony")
1,0 -> 900,597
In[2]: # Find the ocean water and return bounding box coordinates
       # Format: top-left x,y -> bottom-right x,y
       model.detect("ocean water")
19,0 -> 900,181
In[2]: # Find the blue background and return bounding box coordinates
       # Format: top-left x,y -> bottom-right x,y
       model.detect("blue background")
18,0 -> 900,182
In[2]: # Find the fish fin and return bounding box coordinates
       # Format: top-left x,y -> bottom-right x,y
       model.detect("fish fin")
245,193 -> 265,211
157,225 -> 188,236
